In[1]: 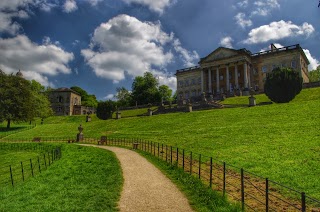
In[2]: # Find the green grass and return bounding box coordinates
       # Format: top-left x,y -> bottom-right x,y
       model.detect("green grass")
139,150 -> 241,212
0,144 -> 123,211
3,87 -> 320,199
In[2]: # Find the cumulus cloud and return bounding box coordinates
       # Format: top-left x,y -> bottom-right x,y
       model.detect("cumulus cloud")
0,0 -> 57,34
63,0 -> 78,13
251,0 -> 280,16
243,20 -> 315,44
237,0 -> 248,8
121,0 -> 173,14
81,14 -> 198,88
0,35 -> 74,86
219,36 -> 233,48
303,49 -> 319,71
103,94 -> 115,100
234,13 -> 252,29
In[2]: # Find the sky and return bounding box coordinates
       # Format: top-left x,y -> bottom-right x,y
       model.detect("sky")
0,0 -> 319,100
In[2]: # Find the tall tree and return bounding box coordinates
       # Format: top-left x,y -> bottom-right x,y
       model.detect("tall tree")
131,72 -> 161,105
30,80 -> 53,119
0,72 -> 34,128
115,87 -> 132,107
96,100 -> 115,120
308,66 -> 320,82
158,85 -> 172,102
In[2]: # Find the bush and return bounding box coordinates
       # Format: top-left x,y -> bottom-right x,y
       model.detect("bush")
264,67 -> 302,103
96,100 -> 115,120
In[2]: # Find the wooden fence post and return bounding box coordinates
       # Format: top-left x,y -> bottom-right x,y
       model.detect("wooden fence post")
210,157 -> 213,188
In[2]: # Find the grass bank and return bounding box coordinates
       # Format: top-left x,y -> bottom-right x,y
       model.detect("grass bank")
0,144 -> 123,211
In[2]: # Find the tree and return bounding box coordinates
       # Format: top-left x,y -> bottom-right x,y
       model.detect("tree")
70,86 -> 98,108
0,72 -> 34,128
131,72 -> 161,105
308,66 -> 320,82
158,85 -> 172,102
115,87 -> 132,107
96,100 -> 115,120
264,67 -> 303,103
30,80 -> 53,119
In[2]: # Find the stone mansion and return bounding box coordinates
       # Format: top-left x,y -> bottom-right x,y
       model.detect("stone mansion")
175,44 -> 310,101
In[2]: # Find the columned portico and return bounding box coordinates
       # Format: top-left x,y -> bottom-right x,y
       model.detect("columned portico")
216,67 -> 220,93
226,66 -> 230,92
208,69 -> 212,94
243,63 -> 248,89
201,68 -> 204,93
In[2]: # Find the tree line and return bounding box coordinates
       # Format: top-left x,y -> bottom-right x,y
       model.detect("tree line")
97,72 -> 175,120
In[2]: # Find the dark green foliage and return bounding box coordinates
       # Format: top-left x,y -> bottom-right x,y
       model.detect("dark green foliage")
308,65 -> 320,82
96,100 -> 115,120
158,85 -> 172,101
115,87 -> 132,107
264,67 -> 303,103
70,86 -> 98,108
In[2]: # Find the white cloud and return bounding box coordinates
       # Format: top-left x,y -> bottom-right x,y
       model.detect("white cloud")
63,0 -> 78,13
219,36 -> 233,48
303,49 -> 319,71
86,0 -> 103,6
121,0 -> 173,14
157,73 -> 177,92
103,94 -> 115,100
234,13 -> 252,28
0,35 -> 74,86
173,39 -> 199,67
237,0 -> 248,8
243,20 -> 315,44
81,14 -> 198,87
251,0 -> 280,16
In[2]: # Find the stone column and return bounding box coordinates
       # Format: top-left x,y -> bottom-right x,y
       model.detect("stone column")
234,65 -> 239,89
248,64 -> 251,89
243,63 -> 248,89
201,68 -> 204,93
226,66 -> 230,92
208,68 -> 212,94
216,67 -> 220,93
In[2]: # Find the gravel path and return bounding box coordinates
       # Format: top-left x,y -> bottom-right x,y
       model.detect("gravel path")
82,145 -> 194,212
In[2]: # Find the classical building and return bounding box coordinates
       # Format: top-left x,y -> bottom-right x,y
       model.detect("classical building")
175,44 -> 310,101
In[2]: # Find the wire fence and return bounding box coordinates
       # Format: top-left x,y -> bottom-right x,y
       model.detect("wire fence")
1,137 -> 319,211
0,143 -> 62,191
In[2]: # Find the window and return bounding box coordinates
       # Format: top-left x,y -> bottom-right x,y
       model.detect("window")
253,68 -> 258,75
220,75 -> 224,81
179,81 -> 184,87
291,60 -> 297,68
58,96 -> 63,103
198,77 -> 201,85
262,66 -> 268,73
185,80 -> 189,86
192,79 -> 195,85
229,73 -> 233,79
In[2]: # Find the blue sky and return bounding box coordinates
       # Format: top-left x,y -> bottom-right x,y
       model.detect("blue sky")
0,0 -> 319,100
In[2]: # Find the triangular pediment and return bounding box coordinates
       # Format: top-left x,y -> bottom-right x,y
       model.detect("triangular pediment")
201,47 -> 240,63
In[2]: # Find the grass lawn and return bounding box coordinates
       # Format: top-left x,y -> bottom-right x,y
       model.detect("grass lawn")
2,87 -> 320,199
0,144 -> 123,211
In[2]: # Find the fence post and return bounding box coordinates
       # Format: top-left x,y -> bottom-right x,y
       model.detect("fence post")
157,143 -> 159,158
154,142 -> 156,156
210,157 -> 213,188
301,192 -> 306,212
38,156 -> 41,173
198,154 -> 201,179
166,145 -> 168,162
21,161 -> 24,181
182,149 -> 185,171
30,159 -> 34,177
176,148 -> 179,166
190,151 -> 192,175
9,165 -> 14,187
241,168 -> 245,211
170,146 -> 173,165
48,152 -> 51,166
266,178 -> 269,212
223,162 -> 226,196
44,154 -> 47,169
148,141 -> 150,153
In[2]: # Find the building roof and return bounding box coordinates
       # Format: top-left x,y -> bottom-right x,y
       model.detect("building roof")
53,87 -> 81,95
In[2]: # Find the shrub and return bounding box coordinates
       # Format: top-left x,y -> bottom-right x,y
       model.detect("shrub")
264,67 -> 303,103
96,100 -> 115,120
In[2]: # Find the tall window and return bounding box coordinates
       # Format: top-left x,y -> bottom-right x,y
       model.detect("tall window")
291,60 -> 297,69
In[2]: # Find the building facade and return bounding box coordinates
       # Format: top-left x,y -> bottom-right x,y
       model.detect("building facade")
176,44 -> 310,101
49,88 -> 82,116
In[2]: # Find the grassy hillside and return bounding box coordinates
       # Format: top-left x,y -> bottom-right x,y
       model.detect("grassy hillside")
2,87 -> 320,198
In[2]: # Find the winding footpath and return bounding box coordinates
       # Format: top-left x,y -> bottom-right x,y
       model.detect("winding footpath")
81,145 -> 194,212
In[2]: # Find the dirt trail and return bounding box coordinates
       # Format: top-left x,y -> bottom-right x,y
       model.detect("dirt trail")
81,145 -> 194,212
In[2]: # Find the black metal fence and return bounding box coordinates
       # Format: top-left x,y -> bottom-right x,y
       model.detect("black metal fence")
82,137 -> 320,212
0,143 -> 62,190
1,137 -> 319,211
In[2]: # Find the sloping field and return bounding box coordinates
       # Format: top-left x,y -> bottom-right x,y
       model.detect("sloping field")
3,87 -> 320,199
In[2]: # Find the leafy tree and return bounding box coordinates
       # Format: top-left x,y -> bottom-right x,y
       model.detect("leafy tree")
264,67 -> 303,103
158,85 -> 172,101
70,86 -> 98,108
115,87 -> 132,107
96,100 -> 115,120
30,80 -> 53,119
131,72 -> 161,105
308,66 -> 320,82
0,72 -> 34,128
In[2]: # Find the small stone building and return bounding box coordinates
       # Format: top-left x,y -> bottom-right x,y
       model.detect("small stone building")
176,43 -> 310,101
49,88 -> 82,116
